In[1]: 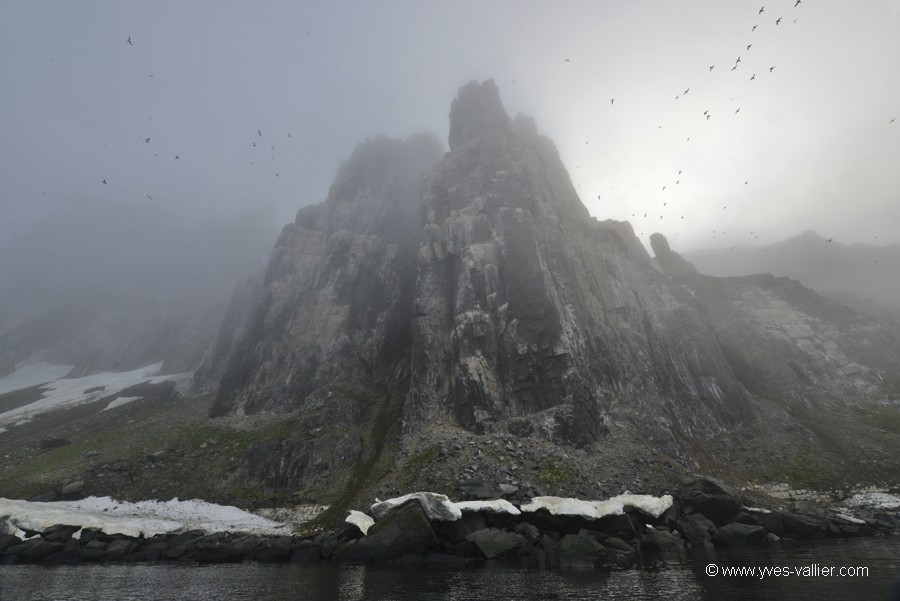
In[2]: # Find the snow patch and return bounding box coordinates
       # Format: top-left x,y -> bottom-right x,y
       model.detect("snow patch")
370,492 -> 462,521
345,510 -> 375,535
520,494 -> 673,520
843,491 -> 900,510
0,362 -> 191,426
0,361 -> 73,396
102,396 -> 141,411
0,496 -> 289,539
454,499 -> 521,515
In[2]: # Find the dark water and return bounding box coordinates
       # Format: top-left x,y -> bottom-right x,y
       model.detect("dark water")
1,538 -> 898,601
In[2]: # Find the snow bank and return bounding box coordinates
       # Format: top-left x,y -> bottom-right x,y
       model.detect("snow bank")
345,510 -> 375,535
0,362 -> 191,426
0,496 -> 289,539
843,491 -> 900,510
520,494 -> 673,520
370,492 -> 462,521
454,499 -> 521,515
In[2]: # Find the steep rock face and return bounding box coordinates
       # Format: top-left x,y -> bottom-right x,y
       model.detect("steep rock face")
204,81 -> 900,497
209,133 -> 444,416
403,80 -> 752,445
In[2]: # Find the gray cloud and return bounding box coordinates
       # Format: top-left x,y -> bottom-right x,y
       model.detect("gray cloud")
1,0 -> 898,255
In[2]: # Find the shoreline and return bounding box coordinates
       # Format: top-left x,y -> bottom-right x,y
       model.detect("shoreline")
2,478 -> 898,568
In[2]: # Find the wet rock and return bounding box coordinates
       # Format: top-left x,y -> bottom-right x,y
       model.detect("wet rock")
465,528 -> 528,560
6,538 -> 64,562
362,499 -> 440,560
640,528 -> 685,552
676,513 -> 716,547
558,534 -> 606,569
681,477 -> 742,526
41,524 -> 81,543
781,513 -> 828,540
712,523 -> 767,546
258,536 -> 292,562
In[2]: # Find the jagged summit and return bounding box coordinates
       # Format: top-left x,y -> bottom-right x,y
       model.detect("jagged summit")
650,233 -> 698,277
448,79 -> 512,150
198,80 -> 900,504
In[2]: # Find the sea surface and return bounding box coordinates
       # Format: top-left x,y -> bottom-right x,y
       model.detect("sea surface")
1,537 -> 898,601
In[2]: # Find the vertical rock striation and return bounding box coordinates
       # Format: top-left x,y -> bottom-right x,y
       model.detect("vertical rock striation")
201,80 -> 900,495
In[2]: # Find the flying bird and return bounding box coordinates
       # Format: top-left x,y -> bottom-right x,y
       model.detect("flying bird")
146,194 -> 152,200
744,180 -> 749,184
750,73 -> 756,81
257,129 -> 261,137
174,155 -> 179,159
747,44 -> 753,50
709,65 -> 715,71
102,179 -> 107,184
827,238 -> 833,242
890,118 -> 896,123
731,65 -> 737,71
759,6 -> 765,14
287,132 -> 291,138
736,56 -> 742,63
794,0 -> 801,6
144,137 -> 150,143
684,88 -> 690,95
253,141 -> 256,147
127,36 -> 132,45
776,17 -> 782,24
770,66 -> 776,72
752,24 -> 758,31
611,98 -> 615,105
706,114 -> 710,120
735,107 -> 741,114
564,58 -> 570,62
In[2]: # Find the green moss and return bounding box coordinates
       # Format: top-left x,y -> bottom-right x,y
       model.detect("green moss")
778,443 -> 838,489
539,457 -> 578,486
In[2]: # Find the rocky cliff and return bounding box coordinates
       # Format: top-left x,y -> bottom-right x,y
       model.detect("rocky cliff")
198,80 -> 900,505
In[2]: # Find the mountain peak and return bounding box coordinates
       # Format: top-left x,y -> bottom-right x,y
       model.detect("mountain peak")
448,79 -> 511,150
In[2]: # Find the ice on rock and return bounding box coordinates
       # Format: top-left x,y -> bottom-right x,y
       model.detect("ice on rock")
0,496 -> 289,539
370,492 -> 462,521
454,499 -> 521,515
345,510 -> 375,535
520,494 -> 673,520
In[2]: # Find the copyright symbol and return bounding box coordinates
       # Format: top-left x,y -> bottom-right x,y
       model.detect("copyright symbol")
705,563 -> 718,577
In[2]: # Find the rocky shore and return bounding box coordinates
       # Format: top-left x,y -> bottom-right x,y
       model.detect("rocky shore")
2,478 -> 898,568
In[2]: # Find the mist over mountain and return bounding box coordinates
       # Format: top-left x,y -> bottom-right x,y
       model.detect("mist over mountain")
191,81 -> 900,506
685,231 -> 900,322
0,200 -> 282,375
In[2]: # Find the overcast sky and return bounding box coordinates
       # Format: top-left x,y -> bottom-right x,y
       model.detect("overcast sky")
1,0 -> 898,254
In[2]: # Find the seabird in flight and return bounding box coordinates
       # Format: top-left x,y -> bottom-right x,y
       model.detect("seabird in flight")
127,36 -> 132,45
776,17 -> 782,24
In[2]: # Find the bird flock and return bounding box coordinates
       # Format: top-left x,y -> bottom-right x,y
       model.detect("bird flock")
576,1 -> 895,255
99,36 -> 291,198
